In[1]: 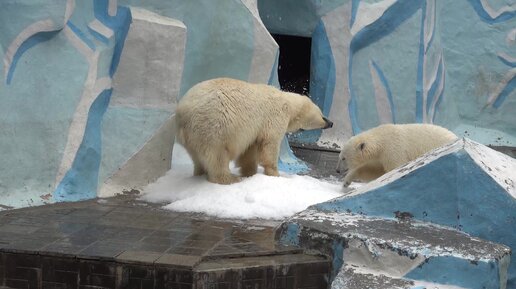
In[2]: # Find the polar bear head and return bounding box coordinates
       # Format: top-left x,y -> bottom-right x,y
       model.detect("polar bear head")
336,131 -> 380,174
286,93 -> 333,133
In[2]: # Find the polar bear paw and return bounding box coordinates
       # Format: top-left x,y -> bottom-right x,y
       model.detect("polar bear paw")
208,174 -> 241,185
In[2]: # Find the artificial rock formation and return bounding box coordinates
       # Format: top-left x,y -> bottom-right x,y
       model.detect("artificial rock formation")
278,138 -> 516,288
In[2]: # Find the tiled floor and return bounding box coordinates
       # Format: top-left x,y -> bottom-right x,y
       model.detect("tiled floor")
0,192 -> 329,289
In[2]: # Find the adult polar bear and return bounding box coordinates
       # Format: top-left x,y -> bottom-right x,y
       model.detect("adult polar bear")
175,78 -> 333,184
337,124 -> 457,187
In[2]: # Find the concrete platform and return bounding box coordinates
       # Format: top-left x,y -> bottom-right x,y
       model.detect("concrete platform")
331,265 -> 477,289
278,209 -> 511,289
0,193 -> 330,289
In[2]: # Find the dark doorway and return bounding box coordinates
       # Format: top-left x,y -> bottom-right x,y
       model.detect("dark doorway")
272,34 -> 311,96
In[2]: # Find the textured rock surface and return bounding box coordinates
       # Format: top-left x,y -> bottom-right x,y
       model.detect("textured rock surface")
98,8 -> 186,197
0,0 -> 132,207
0,0 -> 284,207
278,209 -> 511,289
332,265 -> 473,289
258,0 -> 516,147
291,138 -> 515,288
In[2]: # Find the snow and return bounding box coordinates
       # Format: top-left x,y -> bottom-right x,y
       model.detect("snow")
140,144 -> 345,220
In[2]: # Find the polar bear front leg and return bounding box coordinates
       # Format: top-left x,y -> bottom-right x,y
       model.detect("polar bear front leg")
343,167 -> 364,187
343,163 -> 385,187
259,139 -> 281,177
342,170 -> 355,187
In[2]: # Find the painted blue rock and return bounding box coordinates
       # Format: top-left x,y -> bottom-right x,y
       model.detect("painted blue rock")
99,8 -> 186,197
313,138 -> 516,288
278,209 -> 511,289
278,138 -> 515,288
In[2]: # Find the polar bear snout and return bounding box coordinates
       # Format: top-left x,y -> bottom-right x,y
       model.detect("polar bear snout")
323,117 -> 333,129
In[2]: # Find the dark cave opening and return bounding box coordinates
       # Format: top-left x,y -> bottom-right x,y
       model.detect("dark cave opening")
272,34 -> 312,96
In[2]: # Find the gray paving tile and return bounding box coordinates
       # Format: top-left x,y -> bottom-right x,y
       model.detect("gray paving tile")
41,241 -> 88,256
57,234 -> 102,247
32,222 -> 90,238
78,240 -> 134,260
116,250 -> 163,264
69,224 -> 122,241
66,207 -> 114,219
0,237 -> 60,253
180,239 -> 220,249
0,224 -> 40,234
155,253 -> 201,268
167,246 -> 209,256
186,232 -> 223,242
149,230 -> 191,240
104,227 -> 155,243
140,236 -> 185,247
208,244 -> 244,257
131,241 -> 173,253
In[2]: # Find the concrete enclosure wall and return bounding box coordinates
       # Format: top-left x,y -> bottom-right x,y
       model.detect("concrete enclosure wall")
1,0 -> 515,208
260,0 -> 516,147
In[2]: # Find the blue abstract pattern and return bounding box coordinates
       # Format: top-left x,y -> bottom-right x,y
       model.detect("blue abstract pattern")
1,0 -> 515,213
347,0 -> 516,144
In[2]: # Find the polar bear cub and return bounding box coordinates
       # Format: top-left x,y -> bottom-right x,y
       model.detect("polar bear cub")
337,123 -> 457,187
175,78 -> 333,184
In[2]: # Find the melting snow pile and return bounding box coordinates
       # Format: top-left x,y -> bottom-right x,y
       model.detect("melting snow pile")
141,145 -> 345,220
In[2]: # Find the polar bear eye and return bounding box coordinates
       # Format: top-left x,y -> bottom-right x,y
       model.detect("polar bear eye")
359,143 -> 365,150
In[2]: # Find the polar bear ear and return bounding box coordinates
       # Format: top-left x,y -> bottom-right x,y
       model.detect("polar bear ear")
359,142 -> 366,151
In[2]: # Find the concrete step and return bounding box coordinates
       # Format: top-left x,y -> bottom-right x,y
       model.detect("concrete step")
332,265 -> 469,289
277,209 -> 511,289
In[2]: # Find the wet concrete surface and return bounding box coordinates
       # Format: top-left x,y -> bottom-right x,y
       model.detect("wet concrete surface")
0,193 -> 330,289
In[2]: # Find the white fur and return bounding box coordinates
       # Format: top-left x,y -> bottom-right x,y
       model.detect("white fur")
175,78 -> 330,184
337,124 -> 458,187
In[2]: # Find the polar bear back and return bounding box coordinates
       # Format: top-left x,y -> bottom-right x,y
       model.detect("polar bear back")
364,123 -> 458,171
175,78 -> 291,158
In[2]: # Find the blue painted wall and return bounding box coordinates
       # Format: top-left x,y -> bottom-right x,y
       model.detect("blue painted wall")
1,0 -> 516,209
259,0 -> 516,147
0,0 -> 279,207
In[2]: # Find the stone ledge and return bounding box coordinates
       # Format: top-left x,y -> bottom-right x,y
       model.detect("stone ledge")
277,210 -> 511,289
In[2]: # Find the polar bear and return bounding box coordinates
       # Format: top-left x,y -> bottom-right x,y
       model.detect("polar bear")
336,123 -> 457,187
175,78 -> 333,184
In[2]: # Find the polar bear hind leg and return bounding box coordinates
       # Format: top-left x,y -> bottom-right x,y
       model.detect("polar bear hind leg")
236,143 -> 259,177
204,148 -> 240,184
190,151 -> 206,176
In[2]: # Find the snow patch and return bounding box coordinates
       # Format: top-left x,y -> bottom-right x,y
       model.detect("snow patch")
140,145 -> 344,220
